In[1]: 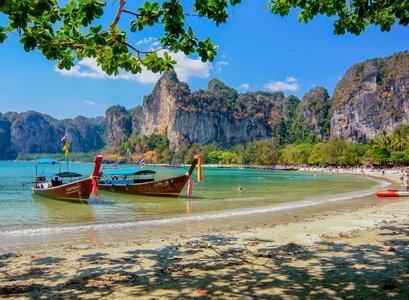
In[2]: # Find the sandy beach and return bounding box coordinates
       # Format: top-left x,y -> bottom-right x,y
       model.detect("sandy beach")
1,170 -> 409,299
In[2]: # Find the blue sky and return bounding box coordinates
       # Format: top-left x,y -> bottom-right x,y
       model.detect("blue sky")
0,2 -> 408,119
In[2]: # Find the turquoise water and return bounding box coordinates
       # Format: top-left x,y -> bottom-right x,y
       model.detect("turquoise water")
0,161 -> 387,248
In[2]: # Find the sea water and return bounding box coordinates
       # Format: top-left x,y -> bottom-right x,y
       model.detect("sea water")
0,161 -> 389,249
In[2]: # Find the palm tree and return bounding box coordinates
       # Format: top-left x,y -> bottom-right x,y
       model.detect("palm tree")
391,128 -> 408,151
378,129 -> 391,149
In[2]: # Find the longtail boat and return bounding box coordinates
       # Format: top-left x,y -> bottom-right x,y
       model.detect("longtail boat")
98,157 -> 201,197
31,155 -> 103,202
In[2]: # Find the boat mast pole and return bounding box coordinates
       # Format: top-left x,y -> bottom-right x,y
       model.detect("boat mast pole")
187,157 -> 199,176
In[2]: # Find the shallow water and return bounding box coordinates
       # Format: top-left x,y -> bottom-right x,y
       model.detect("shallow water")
0,161 -> 388,249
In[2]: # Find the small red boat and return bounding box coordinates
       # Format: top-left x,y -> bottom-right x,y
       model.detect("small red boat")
32,155 -> 102,202
376,190 -> 409,197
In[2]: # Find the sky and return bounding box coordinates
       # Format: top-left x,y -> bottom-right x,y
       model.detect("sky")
0,1 -> 408,119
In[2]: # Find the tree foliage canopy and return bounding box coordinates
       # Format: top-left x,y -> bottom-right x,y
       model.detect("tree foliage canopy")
268,0 -> 408,35
0,0 -> 407,75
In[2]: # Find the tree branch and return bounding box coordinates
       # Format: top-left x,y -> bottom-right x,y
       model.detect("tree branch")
123,9 -> 140,17
110,0 -> 126,34
115,39 -> 167,55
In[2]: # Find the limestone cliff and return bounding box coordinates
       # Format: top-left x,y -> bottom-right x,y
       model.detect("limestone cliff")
0,111 -> 106,158
64,116 -> 106,152
10,111 -> 64,153
294,87 -> 331,141
130,71 -> 291,150
105,105 -> 131,147
0,113 -> 16,159
1,51 -> 408,158
331,51 -> 409,142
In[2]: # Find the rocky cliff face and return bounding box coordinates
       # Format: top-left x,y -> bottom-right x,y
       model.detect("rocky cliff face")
105,105 -> 131,147
130,71 -> 294,150
0,114 -> 16,159
0,111 -> 106,158
64,116 -> 106,152
1,51 -> 407,158
331,51 -> 409,142
10,111 -> 64,153
297,87 -> 331,140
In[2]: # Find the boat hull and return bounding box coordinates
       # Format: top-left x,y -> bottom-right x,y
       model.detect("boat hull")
98,174 -> 190,197
32,178 -> 93,202
376,190 -> 409,197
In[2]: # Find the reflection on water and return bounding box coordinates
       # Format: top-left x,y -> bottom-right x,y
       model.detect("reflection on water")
34,195 -> 96,224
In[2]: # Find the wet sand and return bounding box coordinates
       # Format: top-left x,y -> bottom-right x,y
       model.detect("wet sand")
0,170 -> 409,299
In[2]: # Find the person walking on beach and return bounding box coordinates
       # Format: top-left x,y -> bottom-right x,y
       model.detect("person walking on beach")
405,169 -> 409,190
400,170 -> 405,184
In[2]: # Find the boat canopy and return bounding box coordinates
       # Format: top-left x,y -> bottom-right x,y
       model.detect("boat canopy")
36,171 -> 82,178
37,158 -> 60,165
55,171 -> 83,178
103,169 -> 156,176
36,173 -> 54,178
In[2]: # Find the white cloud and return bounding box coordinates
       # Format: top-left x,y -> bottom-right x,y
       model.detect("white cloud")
264,77 -> 300,92
215,60 -> 228,72
150,41 -> 161,49
164,51 -> 210,82
55,50 -> 211,84
286,77 -> 297,83
55,58 -> 161,84
136,37 -> 161,51
136,37 -> 156,46
83,100 -> 97,106
238,83 -> 250,90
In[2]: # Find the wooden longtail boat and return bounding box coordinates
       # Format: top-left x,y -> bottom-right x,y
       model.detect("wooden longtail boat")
31,156 -> 103,202
98,157 -> 200,197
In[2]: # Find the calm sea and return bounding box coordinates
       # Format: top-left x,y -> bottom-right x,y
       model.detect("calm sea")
0,161 -> 388,249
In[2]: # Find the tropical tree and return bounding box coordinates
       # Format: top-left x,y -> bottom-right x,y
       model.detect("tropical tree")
378,129 -> 391,149
308,142 -> 326,165
291,143 -> 313,164
322,137 -> 345,165
338,142 -> 366,166
389,151 -> 409,165
242,142 -> 256,165
280,144 -> 297,164
0,0 -> 406,75
391,127 -> 408,151
371,148 -> 390,165
254,139 -> 280,166
172,141 -> 189,163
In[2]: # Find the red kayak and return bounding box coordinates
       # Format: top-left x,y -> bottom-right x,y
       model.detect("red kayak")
376,190 -> 409,197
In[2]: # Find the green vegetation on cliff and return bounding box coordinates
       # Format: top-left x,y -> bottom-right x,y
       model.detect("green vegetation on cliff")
111,125 -> 409,167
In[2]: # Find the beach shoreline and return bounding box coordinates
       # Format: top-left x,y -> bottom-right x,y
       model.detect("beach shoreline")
1,170 -> 409,298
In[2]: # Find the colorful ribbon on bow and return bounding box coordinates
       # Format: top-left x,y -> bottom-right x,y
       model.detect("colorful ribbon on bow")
91,155 -> 103,197
195,155 -> 203,182
187,176 -> 194,196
